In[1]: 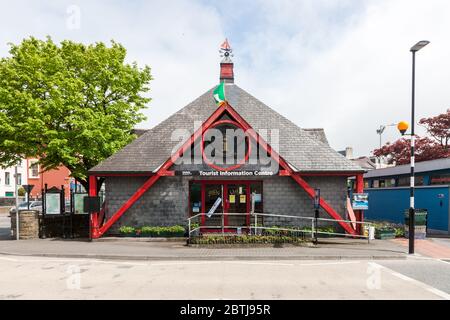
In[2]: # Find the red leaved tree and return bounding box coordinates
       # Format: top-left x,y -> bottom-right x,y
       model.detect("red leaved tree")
373,109 -> 450,165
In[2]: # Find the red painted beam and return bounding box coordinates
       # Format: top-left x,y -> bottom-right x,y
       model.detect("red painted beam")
224,103 -> 356,235
97,104 -> 228,237
96,100 -> 356,237
290,174 -> 356,235
98,173 -> 161,235
89,175 -> 100,239
355,173 -> 365,235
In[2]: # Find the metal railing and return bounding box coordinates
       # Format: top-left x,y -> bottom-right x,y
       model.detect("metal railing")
187,212 -> 375,243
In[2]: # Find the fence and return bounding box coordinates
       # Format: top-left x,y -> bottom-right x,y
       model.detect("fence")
187,212 -> 374,243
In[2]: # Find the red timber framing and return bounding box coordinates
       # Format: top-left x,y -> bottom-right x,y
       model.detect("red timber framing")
355,173 -> 365,234
89,102 -> 359,238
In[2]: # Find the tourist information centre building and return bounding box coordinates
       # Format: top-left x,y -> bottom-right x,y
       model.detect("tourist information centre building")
88,41 -> 365,238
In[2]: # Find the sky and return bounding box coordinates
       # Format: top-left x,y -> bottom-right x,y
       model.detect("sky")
0,0 -> 449,157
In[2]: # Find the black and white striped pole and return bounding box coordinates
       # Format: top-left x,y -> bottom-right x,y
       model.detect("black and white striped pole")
398,41 -> 429,255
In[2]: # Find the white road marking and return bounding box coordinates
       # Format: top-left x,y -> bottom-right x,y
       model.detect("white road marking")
298,261 -> 361,267
0,255 -> 147,266
224,261 -> 294,266
427,288 -> 450,300
372,262 -> 450,300
0,254 -> 363,269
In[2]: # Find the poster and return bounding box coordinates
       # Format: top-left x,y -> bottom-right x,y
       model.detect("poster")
352,193 -> 369,210
45,193 -> 61,215
252,193 -> 262,203
240,195 -> 246,203
229,194 -> 236,203
192,202 -> 200,213
74,193 -> 88,214
207,197 -> 222,218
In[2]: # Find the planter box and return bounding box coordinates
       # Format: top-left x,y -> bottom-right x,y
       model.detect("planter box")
375,229 -> 396,240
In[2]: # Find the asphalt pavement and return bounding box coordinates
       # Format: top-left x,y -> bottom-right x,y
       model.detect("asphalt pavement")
0,255 -> 448,300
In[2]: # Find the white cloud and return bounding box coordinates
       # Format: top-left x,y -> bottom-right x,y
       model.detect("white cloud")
0,0 -> 449,157
235,0 -> 450,156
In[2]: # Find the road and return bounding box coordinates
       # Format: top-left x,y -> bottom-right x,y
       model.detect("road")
0,255 -> 449,300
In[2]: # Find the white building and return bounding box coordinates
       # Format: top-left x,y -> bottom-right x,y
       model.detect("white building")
0,159 -> 28,197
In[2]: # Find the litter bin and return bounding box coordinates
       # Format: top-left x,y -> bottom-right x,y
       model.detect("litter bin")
404,209 -> 427,239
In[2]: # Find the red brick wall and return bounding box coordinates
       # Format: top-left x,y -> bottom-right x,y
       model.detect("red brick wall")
27,160 -> 71,200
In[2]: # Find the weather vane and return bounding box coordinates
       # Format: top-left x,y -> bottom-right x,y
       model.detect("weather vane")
219,38 -> 233,62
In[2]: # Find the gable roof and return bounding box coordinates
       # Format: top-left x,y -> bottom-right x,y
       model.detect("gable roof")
303,128 -> 329,145
90,84 -> 364,174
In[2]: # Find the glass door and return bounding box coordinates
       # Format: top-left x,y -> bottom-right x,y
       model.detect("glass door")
226,184 -> 249,230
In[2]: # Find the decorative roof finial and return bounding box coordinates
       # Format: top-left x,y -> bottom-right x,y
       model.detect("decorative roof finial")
219,38 -> 233,62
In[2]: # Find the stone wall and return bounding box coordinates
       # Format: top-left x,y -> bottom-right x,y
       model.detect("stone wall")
104,175 -> 348,234
10,210 -> 39,239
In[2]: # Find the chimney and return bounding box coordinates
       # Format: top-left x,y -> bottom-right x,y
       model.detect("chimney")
219,38 -> 234,83
345,147 -> 353,159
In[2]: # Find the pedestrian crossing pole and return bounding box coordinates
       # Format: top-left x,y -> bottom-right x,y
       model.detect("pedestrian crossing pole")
14,165 -> 19,240
408,40 -> 429,254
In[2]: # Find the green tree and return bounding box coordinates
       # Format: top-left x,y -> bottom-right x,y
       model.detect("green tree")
0,37 -> 152,191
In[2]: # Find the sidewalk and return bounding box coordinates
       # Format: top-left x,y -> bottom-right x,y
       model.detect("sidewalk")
0,212 -> 409,260
0,237 -> 407,261
391,238 -> 450,259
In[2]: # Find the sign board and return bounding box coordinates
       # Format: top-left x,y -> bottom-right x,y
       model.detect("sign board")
352,193 -> 369,210
175,170 -> 278,177
45,193 -> 61,215
83,196 -> 101,213
253,193 -> 262,203
74,193 -> 88,214
314,188 -> 320,209
207,197 -> 222,218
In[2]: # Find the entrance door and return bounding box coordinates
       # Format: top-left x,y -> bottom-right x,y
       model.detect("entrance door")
191,181 -> 262,233
226,184 -> 249,229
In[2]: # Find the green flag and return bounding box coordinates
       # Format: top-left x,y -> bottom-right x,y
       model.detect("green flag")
213,82 -> 226,106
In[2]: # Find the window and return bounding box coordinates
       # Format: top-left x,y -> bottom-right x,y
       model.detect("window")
430,174 -> 450,185
385,178 -> 396,187
398,175 -> 424,187
202,122 -> 249,170
29,161 -> 39,178
17,173 -> 22,185
189,182 -> 201,216
5,172 -> 10,186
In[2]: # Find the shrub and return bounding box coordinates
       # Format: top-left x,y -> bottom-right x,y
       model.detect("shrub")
119,226 -> 135,235
119,225 -> 185,237
189,235 -> 305,245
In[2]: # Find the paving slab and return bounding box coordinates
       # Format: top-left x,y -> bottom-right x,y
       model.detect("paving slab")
0,237 -> 407,261
0,213 -> 407,260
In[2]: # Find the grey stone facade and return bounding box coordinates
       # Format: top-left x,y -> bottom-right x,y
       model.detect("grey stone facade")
104,175 -> 348,234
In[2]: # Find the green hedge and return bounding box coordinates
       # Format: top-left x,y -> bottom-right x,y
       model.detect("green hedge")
190,235 -> 305,245
366,220 -> 405,238
119,225 -> 186,237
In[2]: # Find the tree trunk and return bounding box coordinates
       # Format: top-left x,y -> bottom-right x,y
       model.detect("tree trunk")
75,177 -> 105,194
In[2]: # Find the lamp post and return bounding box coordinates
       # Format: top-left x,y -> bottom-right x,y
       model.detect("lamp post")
14,165 -> 19,240
376,124 -> 396,149
398,40 -> 429,255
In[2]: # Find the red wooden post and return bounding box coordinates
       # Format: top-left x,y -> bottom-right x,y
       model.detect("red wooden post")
355,174 -> 364,235
89,175 -> 100,239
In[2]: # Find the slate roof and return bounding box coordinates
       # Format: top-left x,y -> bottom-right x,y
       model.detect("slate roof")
90,84 -> 364,174
302,128 -> 329,145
